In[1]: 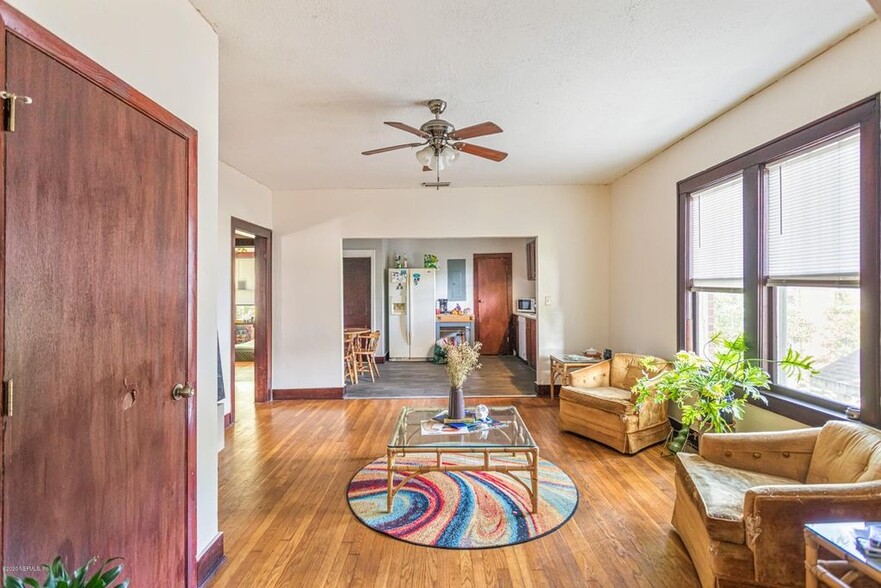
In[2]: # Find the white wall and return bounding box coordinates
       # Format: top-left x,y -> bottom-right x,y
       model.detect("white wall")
274,185 -> 610,389
9,0 -> 221,555
608,20 -> 881,429
218,162 -> 273,416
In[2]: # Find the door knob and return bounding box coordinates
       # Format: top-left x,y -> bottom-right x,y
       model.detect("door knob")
172,383 -> 195,400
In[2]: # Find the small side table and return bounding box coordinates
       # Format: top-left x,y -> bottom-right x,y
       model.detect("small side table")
549,355 -> 603,399
804,522 -> 881,587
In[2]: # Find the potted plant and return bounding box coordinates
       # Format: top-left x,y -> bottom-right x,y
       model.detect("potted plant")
632,334 -> 816,453
4,556 -> 128,588
444,340 -> 482,419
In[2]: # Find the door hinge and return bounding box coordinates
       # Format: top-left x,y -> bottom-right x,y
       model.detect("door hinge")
2,379 -> 12,417
0,91 -> 33,132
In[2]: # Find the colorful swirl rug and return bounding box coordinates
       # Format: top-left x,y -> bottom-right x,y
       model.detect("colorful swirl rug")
347,454 -> 578,548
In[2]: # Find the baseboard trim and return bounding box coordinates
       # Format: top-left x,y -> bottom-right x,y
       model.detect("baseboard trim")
534,384 -> 551,397
273,387 -> 345,400
196,532 -> 224,587
223,412 -> 233,428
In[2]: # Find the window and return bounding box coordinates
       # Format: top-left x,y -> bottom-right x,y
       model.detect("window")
766,132 -> 861,408
678,96 -> 880,426
687,175 -> 744,351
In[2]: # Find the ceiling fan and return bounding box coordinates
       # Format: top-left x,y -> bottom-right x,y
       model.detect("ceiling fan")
361,99 -> 508,172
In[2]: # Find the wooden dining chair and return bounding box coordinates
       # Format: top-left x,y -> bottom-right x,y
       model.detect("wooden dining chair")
344,332 -> 359,385
355,331 -> 381,382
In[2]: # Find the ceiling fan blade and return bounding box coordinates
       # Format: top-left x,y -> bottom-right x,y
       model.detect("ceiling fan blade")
384,121 -> 431,139
449,122 -> 503,141
452,142 -> 508,162
361,142 -> 423,156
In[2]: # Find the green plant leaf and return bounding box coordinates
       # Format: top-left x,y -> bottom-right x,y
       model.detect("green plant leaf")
4,577 -> 26,588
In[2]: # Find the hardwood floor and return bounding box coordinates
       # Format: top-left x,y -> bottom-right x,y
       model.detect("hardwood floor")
210,397 -> 700,587
345,355 -> 536,398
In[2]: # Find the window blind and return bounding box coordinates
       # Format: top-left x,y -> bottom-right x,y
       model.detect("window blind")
690,174 -> 743,288
767,131 -> 859,284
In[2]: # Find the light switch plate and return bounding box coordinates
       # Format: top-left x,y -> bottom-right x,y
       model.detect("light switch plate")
544,296 -> 551,306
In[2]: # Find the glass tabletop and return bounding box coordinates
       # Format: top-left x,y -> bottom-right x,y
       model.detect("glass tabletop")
388,406 -> 536,449
806,522 -> 881,572
551,354 -> 603,364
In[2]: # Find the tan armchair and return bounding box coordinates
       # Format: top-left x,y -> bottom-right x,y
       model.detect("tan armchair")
557,353 -> 670,454
674,421 -> 881,587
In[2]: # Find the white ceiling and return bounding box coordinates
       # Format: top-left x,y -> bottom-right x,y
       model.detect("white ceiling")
191,0 -> 876,190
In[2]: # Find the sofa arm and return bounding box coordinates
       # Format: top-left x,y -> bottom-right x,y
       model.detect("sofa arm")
743,481 -> 881,587
568,361 -> 610,388
700,427 -> 820,482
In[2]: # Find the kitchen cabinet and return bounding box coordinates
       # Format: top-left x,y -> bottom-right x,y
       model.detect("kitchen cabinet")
526,316 -> 536,367
515,313 -> 537,369
526,239 -> 536,281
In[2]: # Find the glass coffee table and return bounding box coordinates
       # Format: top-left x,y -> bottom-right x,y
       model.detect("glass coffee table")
386,406 -> 539,513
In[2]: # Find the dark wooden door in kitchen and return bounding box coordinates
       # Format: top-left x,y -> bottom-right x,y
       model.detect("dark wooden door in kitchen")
474,253 -> 512,355
343,257 -> 372,329
0,6 -> 197,586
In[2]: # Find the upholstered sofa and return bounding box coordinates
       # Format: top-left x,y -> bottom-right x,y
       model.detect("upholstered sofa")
558,353 -> 670,454
674,421 -> 881,587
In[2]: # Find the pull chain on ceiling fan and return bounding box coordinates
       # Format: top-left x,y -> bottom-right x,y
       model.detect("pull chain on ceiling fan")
361,99 -> 508,179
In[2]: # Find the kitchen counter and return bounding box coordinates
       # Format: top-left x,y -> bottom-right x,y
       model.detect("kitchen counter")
437,314 -> 474,322
514,311 -> 536,320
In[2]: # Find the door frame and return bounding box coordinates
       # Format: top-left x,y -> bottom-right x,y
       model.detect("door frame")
473,253 -> 513,355
0,3 -> 199,585
342,249 -> 376,332
230,217 -> 272,416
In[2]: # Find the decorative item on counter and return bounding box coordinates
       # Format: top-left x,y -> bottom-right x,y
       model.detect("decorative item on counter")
583,347 -> 601,359
602,348 -> 613,360
451,304 -> 462,315
402,255 -> 409,268
424,254 -> 439,269
462,307 -> 471,315
443,340 -> 482,420
394,253 -> 403,268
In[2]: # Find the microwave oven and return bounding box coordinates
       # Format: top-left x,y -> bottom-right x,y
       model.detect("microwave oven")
516,298 -> 536,313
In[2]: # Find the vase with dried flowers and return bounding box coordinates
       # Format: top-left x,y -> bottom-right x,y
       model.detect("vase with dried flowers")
444,340 -> 482,419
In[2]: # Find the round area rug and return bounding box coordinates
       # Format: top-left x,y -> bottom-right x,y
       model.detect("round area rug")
347,454 -> 578,549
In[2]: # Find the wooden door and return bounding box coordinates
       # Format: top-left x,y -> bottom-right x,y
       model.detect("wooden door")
1,16 -> 195,586
474,254 -> 512,355
343,257 -> 372,329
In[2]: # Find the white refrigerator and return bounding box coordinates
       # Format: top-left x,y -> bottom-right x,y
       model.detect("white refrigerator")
388,268 -> 437,360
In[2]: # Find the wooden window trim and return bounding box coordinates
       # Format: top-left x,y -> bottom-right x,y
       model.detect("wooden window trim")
677,95 -> 881,427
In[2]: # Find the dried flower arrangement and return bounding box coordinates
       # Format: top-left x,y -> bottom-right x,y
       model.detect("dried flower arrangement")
444,340 -> 482,390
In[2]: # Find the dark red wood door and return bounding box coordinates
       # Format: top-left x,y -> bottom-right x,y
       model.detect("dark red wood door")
2,35 -> 190,584
474,254 -> 512,355
343,257 -> 372,329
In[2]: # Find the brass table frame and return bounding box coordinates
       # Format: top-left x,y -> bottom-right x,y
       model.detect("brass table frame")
549,355 -> 602,399
804,525 -> 881,587
386,446 -> 539,513
386,408 -> 540,514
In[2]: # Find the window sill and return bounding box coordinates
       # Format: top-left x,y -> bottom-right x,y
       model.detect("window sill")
747,389 -> 850,427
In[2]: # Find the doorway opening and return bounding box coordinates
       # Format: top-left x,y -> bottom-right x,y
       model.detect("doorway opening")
230,218 -> 272,425
341,237 -> 537,399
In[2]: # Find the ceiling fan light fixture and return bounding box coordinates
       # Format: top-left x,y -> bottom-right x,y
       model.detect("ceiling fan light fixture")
415,145 -> 433,168
441,146 -> 458,165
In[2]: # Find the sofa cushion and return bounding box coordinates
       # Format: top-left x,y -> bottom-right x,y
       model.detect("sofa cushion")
806,421 -> 881,484
676,453 -> 802,545
609,353 -> 646,391
560,385 -> 634,415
